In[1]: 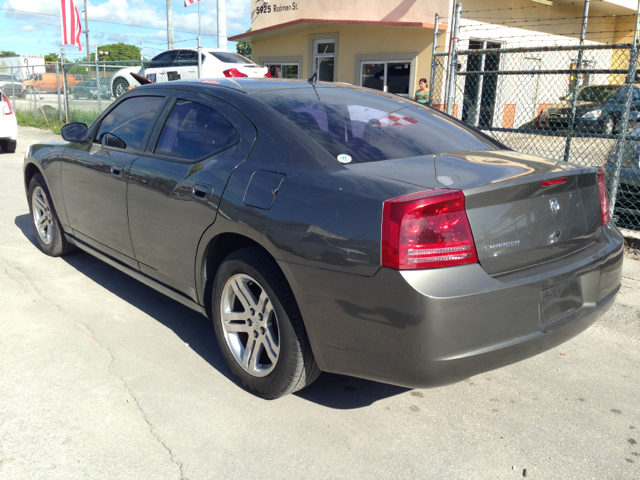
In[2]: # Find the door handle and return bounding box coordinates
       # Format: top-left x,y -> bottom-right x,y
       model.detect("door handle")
192,183 -> 213,200
111,163 -> 125,177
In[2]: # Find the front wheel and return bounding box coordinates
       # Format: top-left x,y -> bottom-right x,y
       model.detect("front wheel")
112,78 -> 129,98
28,173 -> 77,257
211,247 -> 320,399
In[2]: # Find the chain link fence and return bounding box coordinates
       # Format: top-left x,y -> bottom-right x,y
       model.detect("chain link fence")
431,43 -> 640,232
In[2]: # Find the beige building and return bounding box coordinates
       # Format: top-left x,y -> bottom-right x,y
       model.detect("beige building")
230,0 -> 639,103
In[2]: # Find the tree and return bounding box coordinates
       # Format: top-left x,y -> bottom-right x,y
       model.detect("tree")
89,43 -> 141,62
0,51 -> 18,57
236,30 -> 251,60
45,53 -> 60,63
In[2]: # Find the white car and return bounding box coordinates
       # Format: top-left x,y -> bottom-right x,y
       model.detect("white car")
110,66 -> 142,98
0,91 -> 17,153
144,48 -> 269,83
109,50 -> 268,97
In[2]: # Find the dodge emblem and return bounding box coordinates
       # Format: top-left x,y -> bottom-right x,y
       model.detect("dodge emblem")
549,198 -> 560,214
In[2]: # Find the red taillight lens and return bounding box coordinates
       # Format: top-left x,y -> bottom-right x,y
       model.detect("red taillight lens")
541,178 -> 567,187
264,70 -> 271,78
597,168 -> 610,225
382,189 -> 478,270
2,94 -> 13,116
223,68 -> 248,78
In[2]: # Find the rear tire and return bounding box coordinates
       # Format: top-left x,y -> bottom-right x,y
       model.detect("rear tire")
211,247 -> 321,399
0,139 -> 16,153
28,173 -> 77,257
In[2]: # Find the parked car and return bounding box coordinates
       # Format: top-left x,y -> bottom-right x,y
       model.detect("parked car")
537,84 -> 640,134
23,79 -> 623,399
110,66 -> 142,98
72,78 -> 113,99
1,91 -> 17,153
142,49 -> 269,84
606,126 -> 640,230
23,73 -> 82,94
0,73 -> 26,98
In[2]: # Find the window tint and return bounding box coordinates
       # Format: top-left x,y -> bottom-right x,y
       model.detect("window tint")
150,50 -> 179,67
154,99 -> 236,161
209,52 -> 253,64
255,87 -> 496,163
95,96 -> 164,151
176,50 -> 199,66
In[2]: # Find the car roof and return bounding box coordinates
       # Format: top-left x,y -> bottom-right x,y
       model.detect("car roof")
137,78 -> 388,96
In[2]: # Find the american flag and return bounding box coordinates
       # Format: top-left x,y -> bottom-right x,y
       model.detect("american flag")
60,0 -> 82,51
184,0 -> 200,7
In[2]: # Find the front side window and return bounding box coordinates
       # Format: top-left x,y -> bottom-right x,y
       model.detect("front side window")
255,87 -> 496,163
95,96 -> 164,151
154,99 -> 237,161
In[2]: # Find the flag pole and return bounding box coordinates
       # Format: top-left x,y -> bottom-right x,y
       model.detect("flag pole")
197,0 -> 202,78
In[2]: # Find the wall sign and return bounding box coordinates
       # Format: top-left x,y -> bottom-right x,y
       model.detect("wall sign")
256,2 -> 298,15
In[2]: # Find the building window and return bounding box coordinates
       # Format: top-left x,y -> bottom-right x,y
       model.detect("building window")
314,39 -> 335,82
265,63 -> 299,79
360,61 -> 411,95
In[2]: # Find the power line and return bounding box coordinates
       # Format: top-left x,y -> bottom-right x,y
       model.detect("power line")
1,7 -> 221,38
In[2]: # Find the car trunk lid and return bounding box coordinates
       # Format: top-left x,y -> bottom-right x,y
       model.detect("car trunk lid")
347,150 -> 602,275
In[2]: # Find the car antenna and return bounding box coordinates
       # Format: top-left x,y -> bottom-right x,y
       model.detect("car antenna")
308,45 -> 328,87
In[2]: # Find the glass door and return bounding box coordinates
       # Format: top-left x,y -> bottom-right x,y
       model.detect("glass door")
360,61 -> 411,95
314,40 -> 335,82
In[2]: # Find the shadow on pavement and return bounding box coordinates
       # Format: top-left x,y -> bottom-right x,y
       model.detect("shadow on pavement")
15,213 -> 409,409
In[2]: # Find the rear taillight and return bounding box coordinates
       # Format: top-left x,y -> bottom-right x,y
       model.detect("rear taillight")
382,190 -> 478,270
597,168 -> 610,225
264,70 -> 271,78
1,94 -> 13,116
223,68 -> 248,78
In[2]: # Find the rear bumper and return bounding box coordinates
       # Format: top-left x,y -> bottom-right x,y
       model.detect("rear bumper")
282,223 -> 624,388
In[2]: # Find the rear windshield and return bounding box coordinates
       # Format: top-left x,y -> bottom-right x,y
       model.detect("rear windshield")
209,52 -> 253,64
254,87 -> 496,163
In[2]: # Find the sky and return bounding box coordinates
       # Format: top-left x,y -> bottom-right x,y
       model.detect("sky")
0,0 -> 252,61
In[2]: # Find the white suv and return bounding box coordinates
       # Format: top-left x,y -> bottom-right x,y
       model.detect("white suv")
144,49 -> 269,83
0,92 -> 17,153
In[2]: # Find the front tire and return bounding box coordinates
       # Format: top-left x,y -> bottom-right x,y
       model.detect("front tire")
28,173 -> 77,257
211,247 -> 320,399
112,78 -> 129,98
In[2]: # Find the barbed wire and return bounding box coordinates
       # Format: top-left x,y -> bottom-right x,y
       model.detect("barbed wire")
461,0 -> 605,14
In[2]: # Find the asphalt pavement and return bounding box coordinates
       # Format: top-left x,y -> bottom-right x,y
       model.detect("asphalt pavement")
1,126 -> 639,479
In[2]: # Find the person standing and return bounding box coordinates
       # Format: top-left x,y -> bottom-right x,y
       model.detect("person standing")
415,78 -> 430,104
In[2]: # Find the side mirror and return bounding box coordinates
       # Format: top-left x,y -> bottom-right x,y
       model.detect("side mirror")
61,122 -> 88,143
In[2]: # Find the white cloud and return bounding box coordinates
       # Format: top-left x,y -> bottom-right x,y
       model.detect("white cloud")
20,24 -> 35,32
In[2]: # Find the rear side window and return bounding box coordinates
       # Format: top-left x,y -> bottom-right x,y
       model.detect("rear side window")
254,87 -> 496,163
154,99 -> 237,161
95,96 -> 164,151
209,52 -> 253,64
149,50 -> 179,67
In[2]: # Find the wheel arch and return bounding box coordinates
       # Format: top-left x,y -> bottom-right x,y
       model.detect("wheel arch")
24,161 -> 44,196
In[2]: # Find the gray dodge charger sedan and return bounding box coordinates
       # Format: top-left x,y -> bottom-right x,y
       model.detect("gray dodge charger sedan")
23,79 -> 623,399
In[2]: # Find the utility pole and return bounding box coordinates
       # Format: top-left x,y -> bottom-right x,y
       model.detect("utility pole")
167,0 -> 174,49
83,0 -> 90,62
217,0 -> 227,51
197,0 -> 202,78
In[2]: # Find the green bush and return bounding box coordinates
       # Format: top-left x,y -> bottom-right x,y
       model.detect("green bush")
15,110 -> 64,134
15,109 -> 100,134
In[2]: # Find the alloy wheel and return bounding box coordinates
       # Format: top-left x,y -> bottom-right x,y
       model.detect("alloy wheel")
220,273 -> 280,377
32,186 -> 53,245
